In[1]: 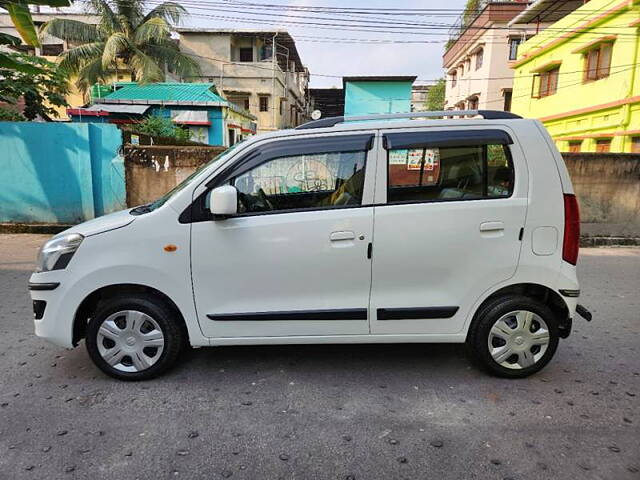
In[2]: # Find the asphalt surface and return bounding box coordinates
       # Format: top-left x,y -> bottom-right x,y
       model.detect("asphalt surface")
0,234 -> 638,480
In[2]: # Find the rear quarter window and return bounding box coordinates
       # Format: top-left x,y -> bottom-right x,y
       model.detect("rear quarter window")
386,133 -> 514,204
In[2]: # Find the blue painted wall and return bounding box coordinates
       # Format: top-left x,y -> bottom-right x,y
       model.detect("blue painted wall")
0,122 -> 125,224
344,81 -> 413,116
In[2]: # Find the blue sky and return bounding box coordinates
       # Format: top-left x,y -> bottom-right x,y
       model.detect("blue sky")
183,0 -> 468,88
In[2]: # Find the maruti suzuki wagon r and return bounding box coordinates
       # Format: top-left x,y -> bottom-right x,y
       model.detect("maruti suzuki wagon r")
29,110 -> 592,380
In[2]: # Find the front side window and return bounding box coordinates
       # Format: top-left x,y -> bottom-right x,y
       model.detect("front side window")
387,143 -> 513,204
509,38 -> 521,60
537,67 -> 559,97
568,141 -> 582,153
232,150 -> 367,214
595,138 -> 611,153
476,48 -> 483,70
239,47 -> 253,62
584,43 -> 612,82
503,90 -> 513,111
259,96 -> 269,112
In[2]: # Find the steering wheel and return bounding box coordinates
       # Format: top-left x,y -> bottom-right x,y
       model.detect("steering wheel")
257,188 -> 275,211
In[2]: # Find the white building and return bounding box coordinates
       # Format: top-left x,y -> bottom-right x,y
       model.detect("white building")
442,1 -> 544,112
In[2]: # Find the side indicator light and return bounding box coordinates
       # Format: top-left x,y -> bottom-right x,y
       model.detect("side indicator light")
164,244 -> 178,252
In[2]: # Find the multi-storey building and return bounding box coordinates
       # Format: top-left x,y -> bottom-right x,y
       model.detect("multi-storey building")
0,13 -> 103,119
442,1 -> 543,112
176,29 -> 310,133
510,0 -> 640,153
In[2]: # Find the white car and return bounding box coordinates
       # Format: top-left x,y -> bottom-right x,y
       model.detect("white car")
29,111 -> 592,380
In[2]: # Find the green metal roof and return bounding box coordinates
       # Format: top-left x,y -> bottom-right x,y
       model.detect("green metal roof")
102,82 -> 227,104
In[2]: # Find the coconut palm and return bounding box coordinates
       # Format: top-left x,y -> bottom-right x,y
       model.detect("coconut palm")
40,0 -> 200,91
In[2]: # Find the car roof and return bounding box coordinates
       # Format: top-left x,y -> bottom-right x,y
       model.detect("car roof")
250,111 -> 533,145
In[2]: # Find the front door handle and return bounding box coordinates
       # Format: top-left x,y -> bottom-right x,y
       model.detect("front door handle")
330,231 -> 356,241
480,221 -> 504,232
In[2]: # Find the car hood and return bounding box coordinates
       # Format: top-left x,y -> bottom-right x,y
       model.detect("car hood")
63,209 -> 136,237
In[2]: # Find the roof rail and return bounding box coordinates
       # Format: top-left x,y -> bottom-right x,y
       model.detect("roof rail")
295,110 -> 522,130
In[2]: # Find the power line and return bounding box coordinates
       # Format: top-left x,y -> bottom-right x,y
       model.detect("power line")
182,49 -> 640,82
134,0 -> 639,38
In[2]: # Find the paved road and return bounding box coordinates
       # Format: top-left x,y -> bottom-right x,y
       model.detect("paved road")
1,234 -> 638,480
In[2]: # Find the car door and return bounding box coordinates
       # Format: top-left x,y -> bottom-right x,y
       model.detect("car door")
190,132 -> 377,339
369,126 -> 528,335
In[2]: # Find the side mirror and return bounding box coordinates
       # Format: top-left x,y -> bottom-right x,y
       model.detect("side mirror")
210,185 -> 238,218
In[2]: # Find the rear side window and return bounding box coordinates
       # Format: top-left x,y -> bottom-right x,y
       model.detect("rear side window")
233,151 -> 366,214
385,130 -> 514,204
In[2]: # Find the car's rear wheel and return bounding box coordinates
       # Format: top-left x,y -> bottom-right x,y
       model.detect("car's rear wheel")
85,295 -> 184,380
467,295 -> 559,378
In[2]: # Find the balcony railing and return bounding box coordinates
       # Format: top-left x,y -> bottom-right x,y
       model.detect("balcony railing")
447,0 -> 521,46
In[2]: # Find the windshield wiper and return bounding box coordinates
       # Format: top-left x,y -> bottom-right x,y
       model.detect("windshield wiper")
130,203 -> 153,215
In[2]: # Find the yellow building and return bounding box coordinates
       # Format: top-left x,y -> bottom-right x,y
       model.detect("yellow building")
510,0 -> 640,153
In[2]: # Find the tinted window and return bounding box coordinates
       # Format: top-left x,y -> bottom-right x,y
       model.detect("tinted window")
387,143 -> 513,204
232,151 -> 366,214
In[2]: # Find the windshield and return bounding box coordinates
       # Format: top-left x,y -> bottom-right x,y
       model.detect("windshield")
131,143 -> 243,215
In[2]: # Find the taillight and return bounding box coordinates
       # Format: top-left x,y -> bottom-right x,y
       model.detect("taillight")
563,194 -> 580,265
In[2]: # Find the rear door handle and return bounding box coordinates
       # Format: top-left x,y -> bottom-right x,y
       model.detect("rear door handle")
480,221 -> 504,232
330,231 -> 355,241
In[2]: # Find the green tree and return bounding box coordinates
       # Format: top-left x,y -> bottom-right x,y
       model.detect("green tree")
0,53 -> 70,120
137,113 -> 191,142
0,0 -> 71,73
462,0 -> 481,26
40,0 -> 200,92
425,78 -> 446,111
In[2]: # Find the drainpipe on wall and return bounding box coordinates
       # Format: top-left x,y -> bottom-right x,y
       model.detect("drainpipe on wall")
272,32 -> 278,130
620,28 -> 639,152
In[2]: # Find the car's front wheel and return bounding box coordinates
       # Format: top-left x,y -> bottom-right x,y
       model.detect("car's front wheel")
467,295 -> 560,378
85,295 -> 184,380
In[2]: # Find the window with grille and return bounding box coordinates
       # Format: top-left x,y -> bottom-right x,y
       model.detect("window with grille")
536,68 -> 559,98
568,141 -> 582,153
584,43 -> 613,82
475,49 -> 483,70
595,139 -> 611,153
41,44 -> 63,56
259,96 -> 269,112
503,90 -> 512,112
239,47 -> 253,62
509,38 -> 521,61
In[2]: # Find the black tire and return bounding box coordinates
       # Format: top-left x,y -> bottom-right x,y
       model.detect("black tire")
85,295 -> 184,381
466,295 -> 559,378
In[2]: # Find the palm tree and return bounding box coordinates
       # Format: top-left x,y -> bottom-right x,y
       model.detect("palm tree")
40,0 -> 200,92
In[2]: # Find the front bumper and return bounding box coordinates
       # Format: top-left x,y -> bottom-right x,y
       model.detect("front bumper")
28,272 -> 77,349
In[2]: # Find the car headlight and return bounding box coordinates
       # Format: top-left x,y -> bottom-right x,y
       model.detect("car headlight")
36,233 -> 84,272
